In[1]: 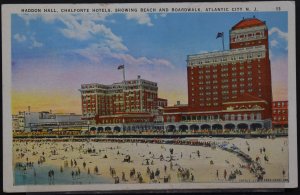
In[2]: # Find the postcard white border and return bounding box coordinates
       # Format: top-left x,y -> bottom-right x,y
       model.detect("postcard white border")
2,1 -> 297,192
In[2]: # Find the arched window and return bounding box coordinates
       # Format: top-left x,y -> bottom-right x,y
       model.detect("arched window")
171,116 -> 175,122
256,113 -> 261,120
167,116 -> 170,122
224,114 -> 229,120
251,113 -> 255,120
244,113 -> 248,120
237,114 -> 242,120
231,114 -> 235,121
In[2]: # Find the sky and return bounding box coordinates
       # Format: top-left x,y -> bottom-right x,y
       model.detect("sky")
11,11 -> 288,114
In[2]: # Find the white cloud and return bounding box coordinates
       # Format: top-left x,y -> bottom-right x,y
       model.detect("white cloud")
269,27 -> 288,41
29,35 -> 43,48
18,14 -> 39,25
19,14 -> 127,51
14,33 -> 27,42
270,39 -> 279,47
75,44 -> 175,69
126,13 -> 153,26
160,13 -> 167,17
269,27 -> 288,51
32,40 -> 43,48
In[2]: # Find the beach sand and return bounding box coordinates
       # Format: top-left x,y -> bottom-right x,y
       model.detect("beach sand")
13,137 -> 289,184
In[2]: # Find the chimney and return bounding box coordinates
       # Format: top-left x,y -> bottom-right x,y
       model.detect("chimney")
177,101 -> 180,105
28,106 -> 31,113
50,109 -> 52,113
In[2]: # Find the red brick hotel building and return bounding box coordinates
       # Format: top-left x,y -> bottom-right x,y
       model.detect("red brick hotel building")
163,17 -> 273,131
79,76 -> 164,131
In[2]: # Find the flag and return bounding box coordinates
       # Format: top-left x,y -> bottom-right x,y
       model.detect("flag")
216,32 -> 224,39
117,64 -> 124,70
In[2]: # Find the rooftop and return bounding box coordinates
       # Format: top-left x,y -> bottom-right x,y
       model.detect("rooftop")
232,17 -> 265,30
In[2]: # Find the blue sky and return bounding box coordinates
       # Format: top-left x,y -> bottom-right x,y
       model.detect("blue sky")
11,11 -> 288,113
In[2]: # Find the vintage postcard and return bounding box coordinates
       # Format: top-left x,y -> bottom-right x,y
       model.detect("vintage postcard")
2,1 -> 297,192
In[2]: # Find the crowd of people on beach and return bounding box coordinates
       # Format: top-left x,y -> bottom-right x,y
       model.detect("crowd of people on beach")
13,135 -> 288,185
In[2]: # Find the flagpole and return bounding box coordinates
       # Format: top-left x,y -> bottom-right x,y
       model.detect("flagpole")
122,66 -> 126,83
222,35 -> 225,50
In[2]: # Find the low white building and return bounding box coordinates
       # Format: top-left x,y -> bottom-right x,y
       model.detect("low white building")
13,111 -> 87,132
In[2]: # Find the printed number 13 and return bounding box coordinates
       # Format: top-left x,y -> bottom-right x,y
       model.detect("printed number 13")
276,7 -> 281,11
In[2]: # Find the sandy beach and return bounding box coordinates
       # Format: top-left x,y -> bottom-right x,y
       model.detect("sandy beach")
13,137 -> 289,185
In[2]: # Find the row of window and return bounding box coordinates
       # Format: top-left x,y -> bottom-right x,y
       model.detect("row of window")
192,71 -> 257,80
272,102 -> 287,107
273,116 -> 287,121
232,31 -> 264,40
188,53 -> 264,66
224,113 -> 261,120
273,110 -> 287,114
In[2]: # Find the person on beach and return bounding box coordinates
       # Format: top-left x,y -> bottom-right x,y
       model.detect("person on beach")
94,166 -> 99,174
224,169 -> 227,180
264,154 -> 269,163
78,167 -> 81,175
122,172 -> 126,181
216,170 -> 219,179
48,171 -> 51,183
282,169 -> 285,178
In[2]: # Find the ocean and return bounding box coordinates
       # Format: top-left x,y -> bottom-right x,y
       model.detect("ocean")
14,164 -> 114,185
